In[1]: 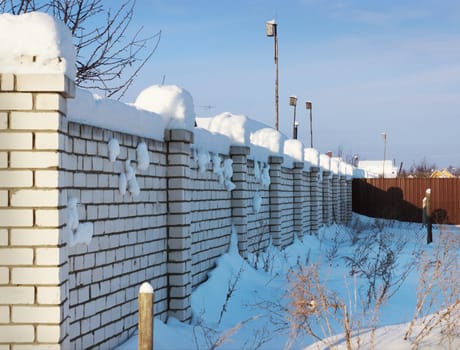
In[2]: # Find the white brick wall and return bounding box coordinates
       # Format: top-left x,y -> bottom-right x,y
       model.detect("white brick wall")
12,267 -> 60,285
0,248 -> 33,265
0,132 -> 32,149
11,189 -> 60,207
0,286 -> 34,304
0,170 -> 33,187
0,93 -> 33,110
1,70 -> 352,349
12,306 -> 61,323
10,111 -> 61,130
0,209 -> 33,226
0,325 -> 35,342
10,151 -> 59,168
0,73 -> 14,91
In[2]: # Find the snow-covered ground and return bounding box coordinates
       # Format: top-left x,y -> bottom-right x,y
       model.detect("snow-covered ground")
116,215 -> 460,350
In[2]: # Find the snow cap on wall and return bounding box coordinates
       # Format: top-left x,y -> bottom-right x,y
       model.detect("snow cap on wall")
135,85 -> 196,130
0,12 -> 76,77
283,139 -> 304,162
319,153 -> 331,171
304,148 -> 320,168
68,88 -> 167,141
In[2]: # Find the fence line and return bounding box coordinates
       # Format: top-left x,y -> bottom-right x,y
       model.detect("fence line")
352,178 -> 460,224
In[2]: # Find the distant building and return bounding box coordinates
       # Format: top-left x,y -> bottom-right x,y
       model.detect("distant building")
430,169 -> 456,178
357,160 -> 398,178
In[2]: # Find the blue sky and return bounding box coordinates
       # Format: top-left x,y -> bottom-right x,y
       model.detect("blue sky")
122,0 -> 460,169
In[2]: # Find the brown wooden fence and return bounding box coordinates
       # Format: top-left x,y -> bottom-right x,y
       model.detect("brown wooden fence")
352,178 -> 460,224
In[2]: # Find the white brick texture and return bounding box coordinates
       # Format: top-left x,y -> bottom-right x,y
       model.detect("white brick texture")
0,267 -> 8,284
0,229 -> 6,245
35,132 -> 62,150
0,170 -> 33,187
10,112 -> 61,130
0,248 -> 33,265
11,189 -> 60,207
0,93 -> 33,110
0,286 -> 34,304
0,306 -> 9,323
0,73 -> 15,91
12,267 -> 60,285
37,325 -> 61,342
35,93 -> 66,113
0,113 -> 7,129
0,325 -> 34,342
36,247 -> 62,265
37,286 -> 61,305
0,132 -> 32,149
0,209 -> 33,227
10,151 -> 59,168
10,228 -> 60,246
12,306 -> 61,323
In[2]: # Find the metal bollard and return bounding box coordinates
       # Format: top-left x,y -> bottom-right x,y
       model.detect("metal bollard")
425,189 -> 432,244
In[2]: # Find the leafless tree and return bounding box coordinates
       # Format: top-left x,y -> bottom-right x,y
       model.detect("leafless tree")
0,0 -> 161,99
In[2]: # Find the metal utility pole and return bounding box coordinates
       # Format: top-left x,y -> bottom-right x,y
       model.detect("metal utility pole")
289,96 -> 297,139
306,101 -> 313,147
381,132 -> 387,178
266,20 -> 279,130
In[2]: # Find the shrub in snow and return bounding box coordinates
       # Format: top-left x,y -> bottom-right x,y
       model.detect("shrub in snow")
253,192 -> 262,213
108,138 -> 120,162
136,142 -> 150,171
135,85 -> 196,130
67,197 -> 93,247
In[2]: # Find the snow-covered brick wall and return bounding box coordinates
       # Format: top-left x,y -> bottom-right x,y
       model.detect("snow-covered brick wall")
0,14 -> 354,348
280,168 -> 296,247
63,122 -> 170,348
189,155 -> 233,288
246,160 -> 271,253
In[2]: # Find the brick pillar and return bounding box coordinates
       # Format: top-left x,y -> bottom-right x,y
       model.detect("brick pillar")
332,174 -> 340,223
268,156 -> 283,247
309,167 -> 321,234
165,129 -> 193,322
293,162 -> 304,237
347,178 -> 353,223
301,170 -> 311,233
230,146 -> 250,259
340,176 -> 347,223
322,170 -> 332,226
0,73 -> 74,348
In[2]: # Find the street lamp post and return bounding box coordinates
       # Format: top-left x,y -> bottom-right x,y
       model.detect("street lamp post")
289,96 -> 297,139
305,101 -> 313,147
266,20 -> 279,130
381,132 -> 387,178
